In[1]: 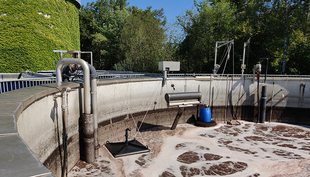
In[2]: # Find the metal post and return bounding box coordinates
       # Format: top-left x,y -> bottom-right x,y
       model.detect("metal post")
225,75 -> 229,123
208,75 -> 212,106
241,38 -> 250,77
257,70 -> 260,123
242,43 -> 246,76
171,107 -> 184,130
214,42 -> 218,75
270,82 -> 274,122
162,70 -> 167,86
255,62 -> 261,123
260,85 -> 267,123
260,58 -> 268,83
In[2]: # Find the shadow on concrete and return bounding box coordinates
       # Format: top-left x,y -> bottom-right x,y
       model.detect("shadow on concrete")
137,121 -> 170,132
50,96 -> 65,176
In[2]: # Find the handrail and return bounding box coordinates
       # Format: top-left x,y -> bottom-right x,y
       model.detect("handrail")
0,77 -> 56,94
167,73 -> 310,78
2,71 -> 310,94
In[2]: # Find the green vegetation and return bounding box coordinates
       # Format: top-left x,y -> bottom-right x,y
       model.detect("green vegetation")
0,0 -> 80,73
177,0 -> 310,74
80,0 -> 169,72
81,0 -> 310,74
79,0 -> 129,70
114,6 -> 167,72
3,0 -> 308,74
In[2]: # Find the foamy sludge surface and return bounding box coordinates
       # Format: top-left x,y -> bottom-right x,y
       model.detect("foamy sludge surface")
69,122 -> 310,177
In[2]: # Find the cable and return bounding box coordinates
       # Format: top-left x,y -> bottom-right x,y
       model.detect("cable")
117,80 -> 161,145
134,82 -> 161,138
219,46 -> 228,68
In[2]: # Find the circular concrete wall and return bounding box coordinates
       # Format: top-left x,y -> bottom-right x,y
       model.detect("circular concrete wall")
4,76 -> 309,176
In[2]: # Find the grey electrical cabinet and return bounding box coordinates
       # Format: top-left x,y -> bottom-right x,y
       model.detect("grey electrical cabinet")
158,61 -> 180,71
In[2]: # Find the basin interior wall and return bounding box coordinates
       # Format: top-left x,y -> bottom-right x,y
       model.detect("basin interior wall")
3,76 -> 309,176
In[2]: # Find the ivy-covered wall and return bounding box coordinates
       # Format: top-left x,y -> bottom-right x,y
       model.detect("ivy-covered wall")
0,0 -> 80,73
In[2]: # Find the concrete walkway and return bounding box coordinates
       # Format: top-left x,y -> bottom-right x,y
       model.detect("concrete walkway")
0,83 -> 67,177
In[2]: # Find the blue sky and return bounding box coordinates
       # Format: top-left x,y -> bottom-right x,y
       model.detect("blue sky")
81,0 -> 203,23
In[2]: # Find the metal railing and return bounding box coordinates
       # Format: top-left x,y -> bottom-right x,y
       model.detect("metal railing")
2,70 -> 310,94
167,73 -> 310,78
98,73 -> 146,79
0,77 -> 56,94
96,70 -> 159,79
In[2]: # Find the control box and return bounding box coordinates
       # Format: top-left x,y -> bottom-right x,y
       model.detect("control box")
158,61 -> 180,71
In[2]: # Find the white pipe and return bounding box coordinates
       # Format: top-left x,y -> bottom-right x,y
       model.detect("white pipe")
214,42 -> 218,75
56,58 -> 91,114
242,42 -> 246,76
241,38 -> 250,77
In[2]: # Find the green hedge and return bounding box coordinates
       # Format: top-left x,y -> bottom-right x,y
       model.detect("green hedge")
0,0 -> 80,73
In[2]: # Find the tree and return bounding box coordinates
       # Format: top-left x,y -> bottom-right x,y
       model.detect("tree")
177,0 -> 238,73
79,0 -> 129,69
176,0 -> 310,74
114,6 -> 167,72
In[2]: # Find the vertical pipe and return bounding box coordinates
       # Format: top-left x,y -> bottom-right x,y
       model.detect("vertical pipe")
270,82 -> 274,123
225,75 -> 228,123
208,75 -> 212,106
82,113 -> 95,163
163,70 -> 167,86
91,52 -> 93,66
253,65 -> 255,82
214,42 -> 218,75
56,58 -> 91,114
265,60 -> 268,83
56,58 -> 94,163
61,87 -> 70,177
89,64 -> 98,158
257,71 -> 260,123
260,85 -> 267,123
6,81 -> 9,92
242,43 -> 246,77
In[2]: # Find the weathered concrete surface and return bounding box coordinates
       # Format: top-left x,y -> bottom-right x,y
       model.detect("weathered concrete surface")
16,83 -> 81,177
0,82 -> 80,177
0,134 -> 52,177
0,114 -> 17,135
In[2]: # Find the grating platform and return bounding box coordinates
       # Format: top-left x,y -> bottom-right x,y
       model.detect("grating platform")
105,128 -> 149,158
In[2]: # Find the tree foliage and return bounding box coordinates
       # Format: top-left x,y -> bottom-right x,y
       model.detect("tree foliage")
80,0 -> 310,74
177,0 -> 310,74
79,0 -> 129,69
80,2 -> 168,72
177,0 -> 237,73
114,6 -> 167,72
